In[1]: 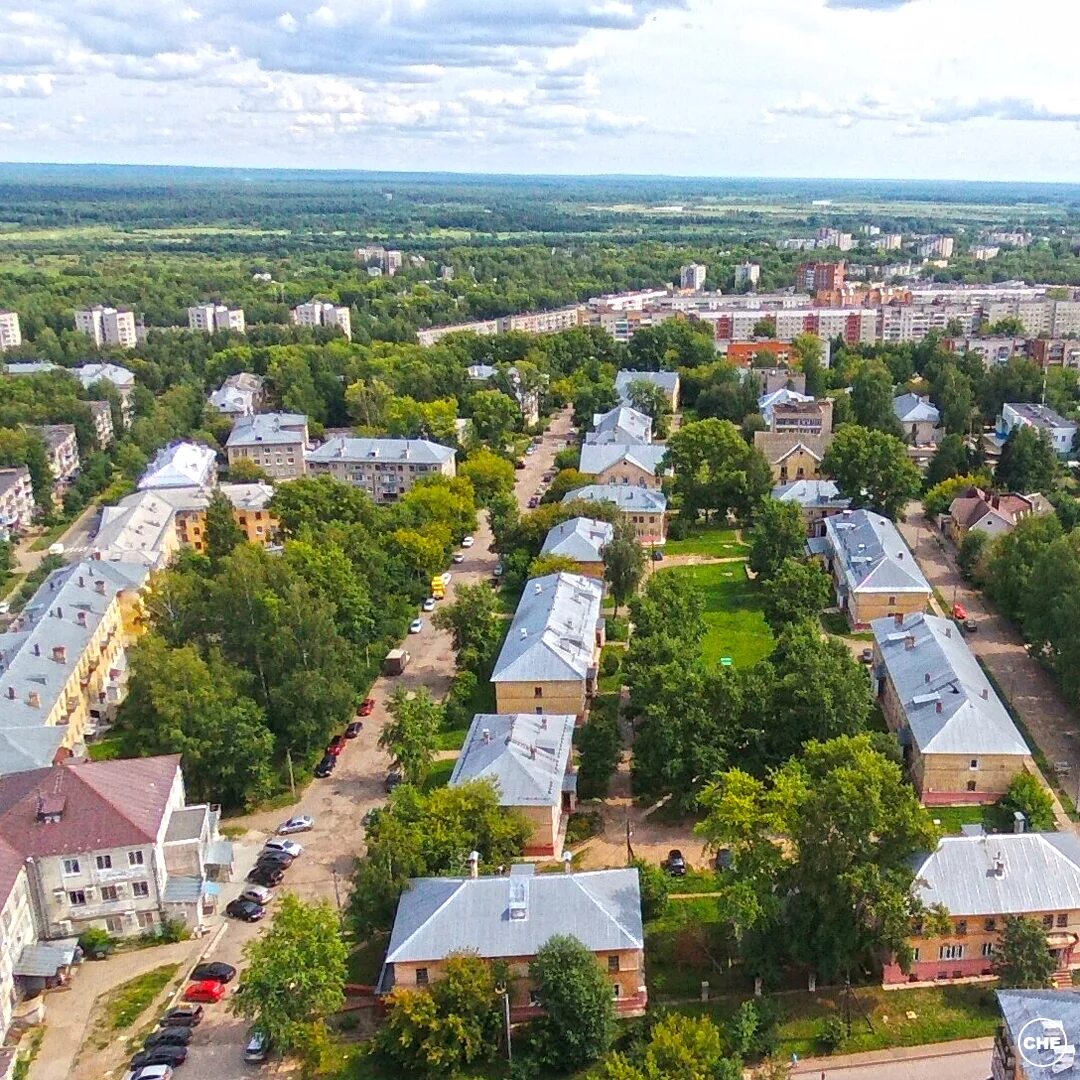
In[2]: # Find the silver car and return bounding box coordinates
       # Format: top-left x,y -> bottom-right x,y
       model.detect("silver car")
277,815 -> 314,835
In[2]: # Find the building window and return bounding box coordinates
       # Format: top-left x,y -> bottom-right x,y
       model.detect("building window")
105,916 -> 124,934
62,858 -> 80,876
96,855 -> 112,870
68,890 -> 87,906
1044,915 -> 1055,930
101,885 -> 119,902
984,918 -> 996,932
939,944 -> 965,960
956,920 -> 967,935
533,686 -> 543,698
612,983 -> 621,998
982,942 -> 995,958
1058,914 -> 1069,928
911,947 -> 920,962
415,968 -> 428,986
966,780 -> 977,792
608,955 -> 620,973
528,990 -> 543,1007
137,911 -> 156,929
132,881 -> 150,899
969,759 -> 979,770
128,850 -> 144,867
888,595 -> 897,605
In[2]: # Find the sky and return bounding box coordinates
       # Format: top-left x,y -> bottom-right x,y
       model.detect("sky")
3,0 -> 1080,180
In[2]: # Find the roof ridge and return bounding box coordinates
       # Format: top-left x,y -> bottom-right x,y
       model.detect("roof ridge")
571,872 -> 644,948
386,878 -> 467,961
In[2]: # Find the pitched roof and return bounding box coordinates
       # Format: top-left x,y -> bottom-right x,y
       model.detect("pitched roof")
586,405 -> 652,446
72,363 -> 136,390
615,369 -> 679,400
0,836 -> 26,909
0,755 -> 181,856
226,412 -> 308,448
579,442 -> 669,478
772,479 -> 851,510
562,485 -> 667,513
753,431 -> 833,464
823,509 -> 930,596
385,868 -> 643,964
449,713 -> 576,807
871,612 -> 1029,756
540,517 -> 613,564
307,436 -> 455,466
491,573 -> 602,684
997,989 -> 1080,1077
758,387 -> 814,420
3,362 -> 61,376
138,441 -> 217,490
94,489 -> 192,565
218,482 -> 274,512
894,393 -> 941,423
912,832 -> 1080,917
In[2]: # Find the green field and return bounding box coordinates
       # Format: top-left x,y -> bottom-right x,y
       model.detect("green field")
663,525 -> 749,560
660,562 -> 773,667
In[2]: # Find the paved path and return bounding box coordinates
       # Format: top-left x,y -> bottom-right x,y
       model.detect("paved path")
12,502 -> 101,576
898,503 -> 1080,818
788,1035 -> 992,1079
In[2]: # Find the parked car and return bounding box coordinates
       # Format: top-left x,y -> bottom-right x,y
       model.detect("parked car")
159,1004 -> 203,1028
131,1067 -> 173,1080
314,754 -> 336,778
327,735 -> 346,756
528,496 -> 539,508
244,1030 -> 271,1064
143,1028 -> 193,1049
227,897 -> 268,921
422,597 -> 436,612
714,848 -> 734,872
514,459 -> 526,469
440,572 -> 452,586
964,617 -> 978,633
345,720 -> 363,738
255,851 -> 294,870
525,445 -> 537,456
245,866 -> 284,888
860,647 -> 873,664
239,884 -> 273,905
384,770 -> 403,793
277,815 -> 313,835
493,561 -> 504,577
264,838 -> 303,858
184,979 -> 226,1004
190,962 -> 237,984
48,542 -> 65,556
952,602 -> 968,621
131,1046 -> 188,1071
409,617 -> 424,633
452,553 -> 465,564
663,849 -> 687,877
651,549 -> 664,561
357,698 -> 376,716
461,536 -> 474,548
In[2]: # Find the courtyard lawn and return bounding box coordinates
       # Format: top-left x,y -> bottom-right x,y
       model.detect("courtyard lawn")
664,524 -> 750,559
659,562 -> 774,667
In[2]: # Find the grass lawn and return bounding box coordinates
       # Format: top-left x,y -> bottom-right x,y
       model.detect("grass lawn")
659,563 -> 774,667
87,737 -> 122,761
422,758 -> 455,791
106,964 -> 180,1030
435,728 -> 467,752
664,524 -> 750,559
930,804 -> 996,834
598,643 -> 625,693
346,937 -> 387,985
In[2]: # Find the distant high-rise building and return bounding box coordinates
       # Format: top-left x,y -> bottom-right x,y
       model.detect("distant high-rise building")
187,303 -> 246,334
0,311 -> 21,352
680,263 -> 707,291
916,236 -> 955,259
815,228 -> 854,251
796,261 -> 846,294
291,300 -> 352,340
74,305 -> 137,348
384,250 -> 403,276
734,262 -> 761,290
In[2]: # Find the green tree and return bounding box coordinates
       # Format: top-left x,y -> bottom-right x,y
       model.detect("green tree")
761,557 -> 832,630
1001,772 -> 1056,833
541,467 -> 595,505
459,447 -> 515,505
529,553 -> 583,577
576,702 -> 623,800
934,364 -> 975,435
379,687 -> 442,785
957,530 -> 990,581
530,935 -> 616,1072
393,526 -> 450,582
226,457 -> 272,483
984,512 -> 1063,623
793,333 -> 825,396
603,520 -> 646,614
922,473 -> 985,519
994,916 -> 1057,988
624,379 -> 671,437
822,425 -> 922,520
995,425 -> 1059,494
469,389 -> 521,448
204,490 -> 245,564
925,434 -> 975,487
852,362 -> 902,436
230,895 -> 347,1056
630,858 -> 671,922
432,582 -> 503,674
596,1013 -> 740,1080
748,499 -> 806,578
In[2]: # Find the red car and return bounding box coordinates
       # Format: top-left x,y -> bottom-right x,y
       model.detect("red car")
952,602 -> 968,621
183,980 -> 226,1004
327,736 -> 346,757
358,698 -> 376,717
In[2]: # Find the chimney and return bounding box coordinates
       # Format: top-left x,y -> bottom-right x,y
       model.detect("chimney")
993,853 -> 1006,878
78,575 -> 84,587
94,580 -> 106,595
540,716 -> 547,730
981,688 -> 989,700
935,700 -> 942,713
945,625 -> 951,638
894,612 -> 904,628
925,672 -> 931,683
529,745 -> 537,759
52,645 -> 67,664
468,850 -> 480,879
32,643 -> 40,657
482,728 -> 491,744
76,611 -> 87,627
905,635 -> 916,650
520,628 -> 528,639
54,606 -> 62,619
1013,811 -> 1026,834
5,687 -> 14,700
562,851 -> 573,874
27,690 -> 41,708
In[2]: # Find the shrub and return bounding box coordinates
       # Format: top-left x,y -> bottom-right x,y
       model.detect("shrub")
565,810 -> 603,845
630,858 -> 670,921
576,704 -> 622,800
818,1015 -> 847,1054
600,649 -> 621,677
667,515 -> 690,541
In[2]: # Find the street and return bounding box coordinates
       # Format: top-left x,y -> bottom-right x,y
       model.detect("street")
791,1038 -> 992,1079
30,412 -> 575,1080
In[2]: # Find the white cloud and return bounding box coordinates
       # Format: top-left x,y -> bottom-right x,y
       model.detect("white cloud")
0,74 -> 54,98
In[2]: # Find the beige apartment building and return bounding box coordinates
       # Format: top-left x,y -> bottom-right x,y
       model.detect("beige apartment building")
87,400 -> 115,448
0,311 -> 22,352
539,517 -> 613,578
30,424 -> 80,505
578,444 -> 668,490
226,412 -> 309,480
291,300 -> 352,339
306,436 -> 455,502
187,303 -> 245,334
754,432 -> 832,484
562,485 -> 668,545
0,466 -> 35,540
74,306 -> 137,349
0,847 -> 38,1042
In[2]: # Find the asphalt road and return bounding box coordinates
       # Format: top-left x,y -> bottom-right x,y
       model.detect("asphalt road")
793,1046 -> 991,1080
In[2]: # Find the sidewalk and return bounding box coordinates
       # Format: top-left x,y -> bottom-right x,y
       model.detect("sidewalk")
787,1035 -> 993,1078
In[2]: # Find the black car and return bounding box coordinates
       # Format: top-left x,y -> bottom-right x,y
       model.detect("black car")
246,865 -> 285,887
345,721 -> 363,738
190,961 -> 237,984
384,770 -> 403,793
131,1045 -> 189,1069
160,1004 -> 203,1028
663,849 -> 687,877
254,850 -> 294,869
226,898 -> 266,922
314,754 -> 336,778
144,1027 -> 193,1048
714,847 -> 734,872
651,548 -> 665,561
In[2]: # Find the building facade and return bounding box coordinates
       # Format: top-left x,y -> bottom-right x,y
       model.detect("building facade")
578,444 -> 668,490
291,300 -> 352,340
0,312 -> 21,352
0,467 -> 35,540
680,263 -> 707,291
306,437 -> 456,502
754,432 -> 832,484
187,304 -> 245,334
771,479 -> 850,537
614,370 -> 680,411
563,485 -> 668,545
999,402 -> 1077,457
225,412 -> 309,481
31,425 -> 79,504
74,306 -> 137,349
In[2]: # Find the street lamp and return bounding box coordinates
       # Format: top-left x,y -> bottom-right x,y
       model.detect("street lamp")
495,984 -> 512,1062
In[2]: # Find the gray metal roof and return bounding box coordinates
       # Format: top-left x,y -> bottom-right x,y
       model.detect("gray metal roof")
823,509 -> 930,596
871,613 -> 1029,757
615,370 -> 679,400
307,436 -> 455,466
162,875 -> 208,904
94,489 -> 196,565
913,832 -> 1080,916
13,940 -> 77,977
998,989 -> 1080,1077
579,443 -> 669,478
562,485 -> 667,513
72,363 -> 135,390
540,517 -> 613,564
226,412 -> 308,448
894,393 -> 940,423
491,573 -> 602,684
772,479 -> 850,510
1005,401 -> 1077,431
586,405 -> 652,446
386,868 -> 643,964
758,387 -> 814,420
218,482 -> 274,511
3,362 -> 61,376
449,713 -> 576,807
138,441 -> 217,490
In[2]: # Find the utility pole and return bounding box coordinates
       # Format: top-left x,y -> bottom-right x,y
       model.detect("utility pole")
843,971 -> 853,1038
285,749 -> 295,799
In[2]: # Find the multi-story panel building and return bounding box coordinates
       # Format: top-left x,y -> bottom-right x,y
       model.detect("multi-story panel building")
73,306 -> 137,349
502,307 -> 582,334
1029,338 -> 1080,369
416,320 -> 500,346
291,300 -> 352,340
733,262 -> 761,289
562,485 -> 668,545
0,311 -> 21,352
226,412 -> 308,481
138,441 -> 218,490
0,466 -> 35,540
30,424 -> 79,504
796,261 -> 846,293
944,336 -> 1028,368
916,235 -> 955,259
72,363 -> 136,427
187,303 -> 246,334
306,437 -> 456,502
769,397 -> 834,437
879,303 -> 980,343
999,402 -> 1077,457
86,400 -> 114,448
680,263 -> 707,291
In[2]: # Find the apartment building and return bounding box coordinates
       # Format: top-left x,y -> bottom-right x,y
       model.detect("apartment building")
916,236 -> 955,259
894,393 -> 942,447
944,336 -> 1028,368
379,866 -> 645,1019
871,234 -> 903,251
754,432 -> 832,484
0,467 -> 35,541
725,341 -> 797,367
226,412 -> 308,480
879,303 -> 980,344
417,320 -> 500,346
680,263 -> 707,291
539,517 -> 613,578
0,755 -> 232,942
584,305 -> 675,343
0,847 -> 37,1042
74,306 -> 137,349
86,400 -> 114,448
943,487 -> 1052,545
138,441 -> 218,490
30,425 -> 79,504
815,230 -> 853,252
503,306 -> 582,334
699,307 -> 876,345
491,572 -> 604,717
871,612 -> 1031,804
0,311 -> 21,352
0,560 -> 149,774
884,830 -> 1080,987
563,485 -> 668,545
291,300 -> 352,339
614,370 -> 680,411
72,363 -> 136,427
209,372 -> 264,417
796,261 -> 846,293
578,444 -> 668,489
1029,338 -> 1080,369
772,479 -> 851,537
734,262 -> 761,289
586,405 -> 652,446
306,437 -> 456,502
999,402 -> 1077,457
768,397 -> 834,437
187,303 -> 246,334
